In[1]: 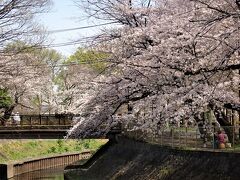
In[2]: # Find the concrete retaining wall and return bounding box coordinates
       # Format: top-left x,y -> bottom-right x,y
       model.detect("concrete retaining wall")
0,151 -> 91,180
64,136 -> 240,180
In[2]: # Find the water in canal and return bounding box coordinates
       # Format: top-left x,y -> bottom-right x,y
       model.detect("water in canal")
10,166 -> 65,180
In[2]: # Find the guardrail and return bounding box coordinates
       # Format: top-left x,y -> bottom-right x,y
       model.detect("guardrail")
0,151 -> 92,179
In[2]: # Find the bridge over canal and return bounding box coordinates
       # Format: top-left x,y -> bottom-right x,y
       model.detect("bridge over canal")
0,114 -> 121,139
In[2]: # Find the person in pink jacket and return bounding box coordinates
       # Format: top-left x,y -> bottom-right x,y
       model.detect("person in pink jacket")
217,130 -> 228,149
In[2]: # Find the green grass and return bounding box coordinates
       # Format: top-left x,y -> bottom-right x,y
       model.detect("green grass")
0,139 -> 107,163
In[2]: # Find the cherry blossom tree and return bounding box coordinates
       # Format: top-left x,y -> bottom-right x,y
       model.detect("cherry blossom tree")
0,0 -> 51,54
68,0 -> 239,138
0,0 -> 52,121
0,48 -> 53,120
31,48 -> 63,114
55,49 -> 108,114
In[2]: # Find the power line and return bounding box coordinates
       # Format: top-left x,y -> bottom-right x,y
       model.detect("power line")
39,22 -> 119,48
47,21 -> 119,34
0,60 -> 108,69
42,40 -> 88,48
42,34 -> 107,48
0,61 -> 109,76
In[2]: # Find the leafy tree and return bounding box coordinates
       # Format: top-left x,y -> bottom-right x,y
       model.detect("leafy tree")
0,88 -> 14,125
67,48 -> 109,73
0,89 -> 13,109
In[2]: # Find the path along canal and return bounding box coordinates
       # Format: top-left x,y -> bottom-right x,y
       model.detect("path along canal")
10,166 -> 65,180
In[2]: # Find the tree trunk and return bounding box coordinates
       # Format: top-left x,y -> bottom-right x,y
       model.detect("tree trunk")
2,105 -> 15,126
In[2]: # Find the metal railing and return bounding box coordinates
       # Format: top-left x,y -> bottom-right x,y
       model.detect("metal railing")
123,126 -> 240,151
1,114 -> 74,127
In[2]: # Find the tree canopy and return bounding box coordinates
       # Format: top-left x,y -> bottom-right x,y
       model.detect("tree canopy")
54,48 -> 108,113
0,0 -> 51,53
67,48 -> 109,73
68,0 -> 240,138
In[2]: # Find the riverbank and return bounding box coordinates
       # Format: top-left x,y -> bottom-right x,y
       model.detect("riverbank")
0,139 -> 107,163
64,136 -> 240,180
0,151 -> 92,179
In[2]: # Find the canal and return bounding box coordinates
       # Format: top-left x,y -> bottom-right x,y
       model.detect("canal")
10,166 -> 65,180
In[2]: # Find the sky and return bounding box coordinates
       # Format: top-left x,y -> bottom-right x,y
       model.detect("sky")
37,0 -> 99,57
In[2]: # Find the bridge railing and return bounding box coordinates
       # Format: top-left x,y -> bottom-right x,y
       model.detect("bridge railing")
1,114 -> 74,127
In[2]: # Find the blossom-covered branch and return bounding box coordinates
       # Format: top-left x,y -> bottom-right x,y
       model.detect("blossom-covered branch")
68,0 -> 239,138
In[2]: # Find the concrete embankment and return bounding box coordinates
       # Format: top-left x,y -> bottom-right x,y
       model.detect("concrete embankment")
64,136 -> 240,180
0,151 -> 91,180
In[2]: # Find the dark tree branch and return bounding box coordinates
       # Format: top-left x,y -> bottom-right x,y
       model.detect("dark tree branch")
185,64 -> 240,76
